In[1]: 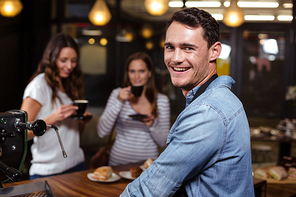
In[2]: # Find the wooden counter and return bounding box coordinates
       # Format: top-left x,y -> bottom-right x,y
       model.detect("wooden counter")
1,162 -> 137,197
2,169 -> 129,197
1,162 -> 293,197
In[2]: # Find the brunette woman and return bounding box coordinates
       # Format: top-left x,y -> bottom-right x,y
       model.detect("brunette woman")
21,33 -> 91,179
97,52 -> 170,166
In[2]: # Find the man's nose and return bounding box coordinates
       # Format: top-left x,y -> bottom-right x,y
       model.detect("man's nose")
172,49 -> 184,63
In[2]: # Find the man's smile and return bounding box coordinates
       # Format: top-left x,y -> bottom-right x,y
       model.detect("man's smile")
172,67 -> 190,72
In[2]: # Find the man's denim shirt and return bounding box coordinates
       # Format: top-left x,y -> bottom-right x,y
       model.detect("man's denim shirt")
121,76 -> 255,197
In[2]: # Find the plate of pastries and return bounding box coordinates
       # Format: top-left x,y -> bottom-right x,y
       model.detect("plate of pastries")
87,166 -> 121,182
119,158 -> 156,180
119,167 -> 143,180
254,165 -> 296,182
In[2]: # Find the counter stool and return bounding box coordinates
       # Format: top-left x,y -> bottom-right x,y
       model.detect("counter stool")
251,145 -> 272,163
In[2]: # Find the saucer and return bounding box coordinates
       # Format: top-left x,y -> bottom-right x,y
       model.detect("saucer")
119,171 -> 136,180
70,114 -> 92,120
87,173 -> 120,182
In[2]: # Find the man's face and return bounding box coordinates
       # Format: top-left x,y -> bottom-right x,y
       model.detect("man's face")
164,21 -> 215,95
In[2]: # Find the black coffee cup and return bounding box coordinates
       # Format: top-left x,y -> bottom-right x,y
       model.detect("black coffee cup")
131,86 -> 144,97
73,100 -> 88,116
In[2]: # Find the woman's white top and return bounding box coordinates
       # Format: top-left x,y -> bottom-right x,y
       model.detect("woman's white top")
97,88 -> 171,166
23,73 -> 84,176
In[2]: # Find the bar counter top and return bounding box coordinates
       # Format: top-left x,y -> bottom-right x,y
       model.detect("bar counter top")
2,162 -> 295,197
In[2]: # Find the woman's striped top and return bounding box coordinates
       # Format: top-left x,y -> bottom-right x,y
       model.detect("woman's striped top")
97,88 -> 171,166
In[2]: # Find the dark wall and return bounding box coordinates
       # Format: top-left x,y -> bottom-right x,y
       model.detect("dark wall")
0,0 -> 51,112
0,16 -> 23,112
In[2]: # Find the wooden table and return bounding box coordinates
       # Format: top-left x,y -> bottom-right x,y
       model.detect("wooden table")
253,176 -> 296,197
1,162 -> 138,197
253,177 -> 267,197
1,162 -> 294,197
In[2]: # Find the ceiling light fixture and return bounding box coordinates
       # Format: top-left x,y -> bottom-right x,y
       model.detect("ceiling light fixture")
224,1 -> 279,8
223,0 -> 244,27
88,0 -> 111,26
88,38 -> 96,45
100,38 -> 108,46
237,2 -> 278,8
144,0 -> 169,16
283,3 -> 293,8
146,41 -> 154,50
0,0 -> 23,17
212,14 -> 223,21
244,15 -> 275,21
277,15 -> 293,21
186,1 -> 221,7
141,24 -> 154,39
168,1 -> 183,7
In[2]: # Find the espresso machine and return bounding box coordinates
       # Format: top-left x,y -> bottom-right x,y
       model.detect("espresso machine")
0,110 -> 66,196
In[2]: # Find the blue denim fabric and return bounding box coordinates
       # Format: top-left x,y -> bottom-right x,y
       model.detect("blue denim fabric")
121,76 -> 255,197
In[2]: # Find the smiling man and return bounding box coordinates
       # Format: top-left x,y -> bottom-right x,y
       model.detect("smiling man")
120,8 -> 254,197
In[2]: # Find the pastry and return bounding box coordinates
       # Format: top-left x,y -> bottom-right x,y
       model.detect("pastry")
144,158 -> 155,169
288,167 -> 296,179
130,167 -> 143,178
254,167 -> 271,179
93,166 -> 113,180
268,166 -> 288,180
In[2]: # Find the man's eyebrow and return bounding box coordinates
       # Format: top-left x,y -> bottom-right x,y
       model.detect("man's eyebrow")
164,42 -> 196,48
182,43 -> 196,47
164,42 -> 171,46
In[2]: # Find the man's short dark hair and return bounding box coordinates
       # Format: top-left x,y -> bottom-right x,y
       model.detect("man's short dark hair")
166,7 -> 220,49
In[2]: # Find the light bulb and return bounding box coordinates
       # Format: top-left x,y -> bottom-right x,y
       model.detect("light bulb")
0,0 -> 23,17
88,0 -> 111,26
141,25 -> 153,39
144,0 -> 169,16
223,0 -> 244,27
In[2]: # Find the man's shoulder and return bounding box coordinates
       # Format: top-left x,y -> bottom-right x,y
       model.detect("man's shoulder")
210,75 -> 235,89
188,76 -> 245,119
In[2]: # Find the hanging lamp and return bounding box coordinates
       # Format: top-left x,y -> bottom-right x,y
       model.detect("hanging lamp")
144,0 -> 169,16
88,0 -> 111,26
0,0 -> 23,17
141,24 -> 153,39
223,0 -> 244,27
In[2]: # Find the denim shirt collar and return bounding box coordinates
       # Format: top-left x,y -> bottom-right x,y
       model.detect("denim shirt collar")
185,76 -> 235,108
186,86 -> 200,107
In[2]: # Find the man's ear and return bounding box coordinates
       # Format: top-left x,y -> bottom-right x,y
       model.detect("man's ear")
209,42 -> 222,61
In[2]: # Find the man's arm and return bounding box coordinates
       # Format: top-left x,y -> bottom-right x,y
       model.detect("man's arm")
121,104 -> 225,196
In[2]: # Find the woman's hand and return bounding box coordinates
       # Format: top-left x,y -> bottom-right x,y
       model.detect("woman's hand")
78,111 -> 92,123
117,86 -> 132,102
52,104 -> 78,122
143,114 -> 155,127
78,110 -> 92,135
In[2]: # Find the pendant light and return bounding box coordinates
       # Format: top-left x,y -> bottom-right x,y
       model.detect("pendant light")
141,24 -> 153,39
223,0 -> 244,27
0,0 -> 23,17
144,0 -> 169,16
88,0 -> 111,26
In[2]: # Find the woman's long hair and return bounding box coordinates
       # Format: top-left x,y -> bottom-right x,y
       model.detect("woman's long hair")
31,33 -> 84,105
123,52 -> 158,117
